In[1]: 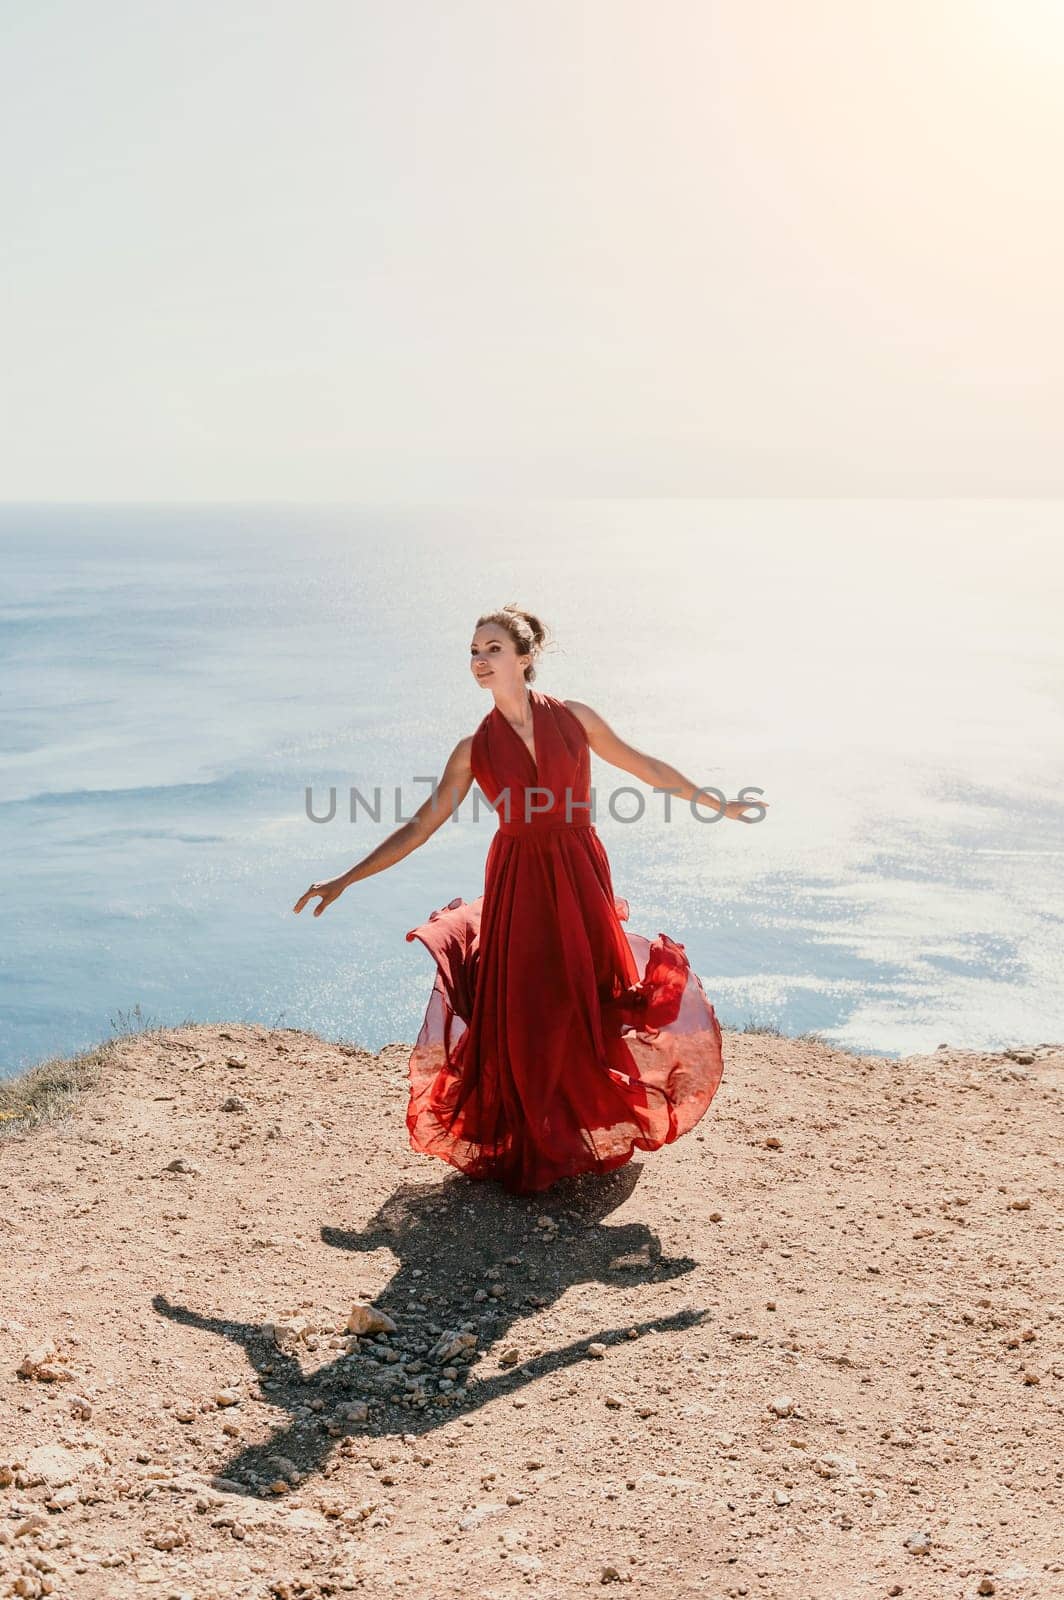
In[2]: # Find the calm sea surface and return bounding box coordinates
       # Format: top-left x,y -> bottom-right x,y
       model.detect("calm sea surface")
2,499 -> 1062,1079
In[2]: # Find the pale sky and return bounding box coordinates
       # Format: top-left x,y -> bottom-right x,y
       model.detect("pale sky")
1,0 -> 1061,499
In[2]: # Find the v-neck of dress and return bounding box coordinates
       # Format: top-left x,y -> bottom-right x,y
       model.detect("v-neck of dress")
494,691 -> 540,782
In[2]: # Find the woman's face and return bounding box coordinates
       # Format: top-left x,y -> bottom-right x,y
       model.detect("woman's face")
469,624 -> 530,693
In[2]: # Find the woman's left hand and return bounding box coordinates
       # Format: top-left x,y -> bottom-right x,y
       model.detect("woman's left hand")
724,797 -> 769,822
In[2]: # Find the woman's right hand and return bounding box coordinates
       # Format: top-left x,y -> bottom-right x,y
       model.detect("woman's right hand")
292,875 -> 348,917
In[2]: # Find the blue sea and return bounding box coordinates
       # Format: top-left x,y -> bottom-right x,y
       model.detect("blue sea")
2,499 -> 1062,1080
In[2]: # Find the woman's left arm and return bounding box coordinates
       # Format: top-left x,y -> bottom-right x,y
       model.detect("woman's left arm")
563,699 -> 767,822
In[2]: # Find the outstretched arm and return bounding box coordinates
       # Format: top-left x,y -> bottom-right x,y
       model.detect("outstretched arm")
563,700 -> 766,822
293,736 -> 475,915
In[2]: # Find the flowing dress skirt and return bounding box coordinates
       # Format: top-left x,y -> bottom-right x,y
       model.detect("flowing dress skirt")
405,819 -> 724,1194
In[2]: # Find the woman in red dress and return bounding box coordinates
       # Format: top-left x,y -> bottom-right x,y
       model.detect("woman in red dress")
295,605 -> 767,1194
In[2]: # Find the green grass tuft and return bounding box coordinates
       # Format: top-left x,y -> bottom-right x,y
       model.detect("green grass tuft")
0,1039 -> 115,1138
0,1002 -> 189,1138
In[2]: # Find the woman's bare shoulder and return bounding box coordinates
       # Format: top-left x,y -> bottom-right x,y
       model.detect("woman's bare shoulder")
561,698 -> 599,732
442,733 -> 476,772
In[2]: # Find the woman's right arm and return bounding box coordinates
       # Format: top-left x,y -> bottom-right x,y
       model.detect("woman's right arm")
292,736 -> 474,917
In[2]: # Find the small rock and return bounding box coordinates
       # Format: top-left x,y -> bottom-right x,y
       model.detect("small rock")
587,1342 -> 608,1359
215,1389 -> 240,1407
1009,1197 -> 1031,1210
17,1343 -> 74,1383
773,1488 -> 791,1505
164,1158 -> 199,1175
46,1483 -> 79,1511
347,1304 -> 398,1337
458,1502 -> 506,1531
221,1096 -> 249,1112
978,1581 -> 996,1596
768,1395 -> 794,1418
815,1453 -> 857,1478
225,1054 -> 248,1068
764,1136 -> 782,1149
904,1530 -> 932,1554
24,1443 -> 91,1488
14,1511 -> 50,1538
147,1523 -> 188,1550
427,1329 -> 478,1364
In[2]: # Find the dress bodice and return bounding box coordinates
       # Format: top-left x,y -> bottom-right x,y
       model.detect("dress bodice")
470,690 -> 593,834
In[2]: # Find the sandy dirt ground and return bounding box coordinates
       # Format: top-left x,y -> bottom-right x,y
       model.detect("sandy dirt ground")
1,1022 -> 1062,1600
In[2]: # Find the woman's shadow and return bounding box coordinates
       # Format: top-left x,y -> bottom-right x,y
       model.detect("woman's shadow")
152,1162 -> 708,1498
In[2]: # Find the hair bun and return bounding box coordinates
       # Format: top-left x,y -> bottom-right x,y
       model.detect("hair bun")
501,602 -> 546,648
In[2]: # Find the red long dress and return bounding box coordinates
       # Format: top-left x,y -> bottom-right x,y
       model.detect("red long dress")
404,690 -> 724,1194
